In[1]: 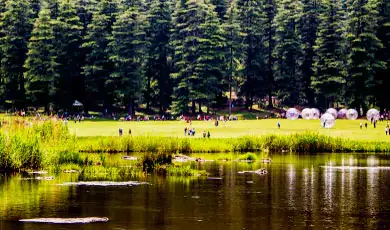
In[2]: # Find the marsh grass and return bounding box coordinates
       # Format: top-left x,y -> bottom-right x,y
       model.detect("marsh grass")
164,165 -> 208,176
77,132 -> 390,154
2,118 -> 390,174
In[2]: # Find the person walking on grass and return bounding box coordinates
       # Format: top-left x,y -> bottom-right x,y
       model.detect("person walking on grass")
207,131 -> 210,138
277,121 -> 280,129
386,126 -> 388,135
184,127 -> 187,136
365,122 -> 368,129
360,122 -> 363,129
203,130 -> 207,138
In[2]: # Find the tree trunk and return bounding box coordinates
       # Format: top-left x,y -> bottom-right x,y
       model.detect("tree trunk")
268,93 -> 273,108
198,102 -> 202,113
128,98 -> 133,115
191,101 -> 196,115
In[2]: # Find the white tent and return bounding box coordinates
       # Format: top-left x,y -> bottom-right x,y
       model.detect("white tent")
72,100 -> 83,107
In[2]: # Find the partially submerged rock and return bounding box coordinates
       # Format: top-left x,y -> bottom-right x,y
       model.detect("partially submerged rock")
19,217 -> 109,224
27,171 -> 48,174
63,170 -> 79,173
122,156 -> 138,161
207,177 -> 223,180
173,154 -> 195,162
57,181 -> 148,187
238,168 -> 268,175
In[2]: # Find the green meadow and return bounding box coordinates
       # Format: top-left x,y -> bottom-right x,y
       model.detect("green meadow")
68,119 -> 390,142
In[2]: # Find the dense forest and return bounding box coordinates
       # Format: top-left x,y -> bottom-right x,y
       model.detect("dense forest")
0,0 -> 388,115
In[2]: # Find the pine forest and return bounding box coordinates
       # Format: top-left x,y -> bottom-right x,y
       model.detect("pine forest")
0,0 -> 389,115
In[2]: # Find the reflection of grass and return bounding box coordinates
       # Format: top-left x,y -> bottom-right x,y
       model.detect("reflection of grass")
237,153 -> 259,161
79,166 -> 144,180
164,165 -> 208,176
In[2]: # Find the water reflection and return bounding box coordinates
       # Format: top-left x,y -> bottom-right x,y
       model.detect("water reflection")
1,154 -> 390,230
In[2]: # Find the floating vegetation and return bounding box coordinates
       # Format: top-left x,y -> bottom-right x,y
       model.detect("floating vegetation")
57,181 -> 149,187
19,217 -> 109,224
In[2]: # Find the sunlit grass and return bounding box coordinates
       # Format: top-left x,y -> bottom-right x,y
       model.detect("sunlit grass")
67,119 -> 390,142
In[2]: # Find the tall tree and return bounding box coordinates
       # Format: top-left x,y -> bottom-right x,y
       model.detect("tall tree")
170,0 -> 225,114
311,0 -> 346,108
236,0 -> 267,110
0,0 -> 33,108
107,6 -> 148,115
0,0 -> 6,104
145,0 -> 172,113
374,0 -> 390,112
299,0 -> 319,105
263,0 -> 277,107
53,0 -> 84,110
273,0 -> 304,106
345,0 -> 384,114
24,4 -> 57,113
82,0 -> 118,112
222,0 -> 245,114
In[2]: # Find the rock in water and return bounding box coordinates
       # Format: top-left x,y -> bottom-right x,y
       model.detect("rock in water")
19,217 -> 109,224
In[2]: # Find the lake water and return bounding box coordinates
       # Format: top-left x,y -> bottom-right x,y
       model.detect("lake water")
1,154 -> 390,229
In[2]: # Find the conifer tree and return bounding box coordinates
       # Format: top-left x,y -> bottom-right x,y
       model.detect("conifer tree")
24,4 -> 57,112
107,6 -> 148,115
311,0 -> 346,108
299,0 -> 318,105
263,0 -> 276,107
236,0 -> 267,110
82,0 -> 118,112
0,0 -> 33,108
170,0 -> 225,114
145,0 -> 172,113
374,0 -> 390,111
0,0 -> 6,102
345,0 -> 384,114
273,0 -> 304,106
53,0 -> 84,109
222,0 -> 245,114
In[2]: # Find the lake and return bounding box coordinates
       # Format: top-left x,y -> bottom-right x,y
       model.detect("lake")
1,154 -> 390,229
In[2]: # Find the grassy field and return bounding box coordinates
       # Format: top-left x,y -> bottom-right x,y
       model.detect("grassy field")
67,119 -> 390,142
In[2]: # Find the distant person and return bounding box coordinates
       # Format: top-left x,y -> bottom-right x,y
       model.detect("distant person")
203,130 -> 207,138
129,128 -> 132,135
119,128 -> 123,136
386,127 -> 388,135
365,122 -> 368,129
277,121 -> 280,129
207,131 -> 210,138
374,120 -> 377,128
360,122 -> 362,129
323,120 -> 326,128
184,127 -> 187,136
215,120 -> 219,127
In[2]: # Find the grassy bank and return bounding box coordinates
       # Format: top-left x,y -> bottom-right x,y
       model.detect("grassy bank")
77,133 -> 390,154
1,119 -> 390,173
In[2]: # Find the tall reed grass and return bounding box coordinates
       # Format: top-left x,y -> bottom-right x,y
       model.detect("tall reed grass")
77,132 -> 390,154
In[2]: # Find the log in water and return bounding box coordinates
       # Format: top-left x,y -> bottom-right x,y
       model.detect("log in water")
19,217 -> 109,224
57,181 -> 148,186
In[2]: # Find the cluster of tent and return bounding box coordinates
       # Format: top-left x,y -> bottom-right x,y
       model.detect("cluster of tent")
285,108 -> 381,129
